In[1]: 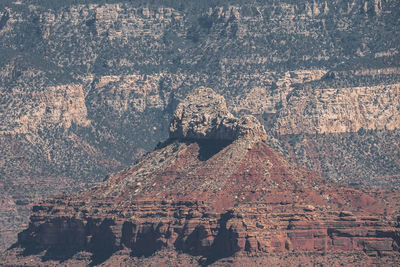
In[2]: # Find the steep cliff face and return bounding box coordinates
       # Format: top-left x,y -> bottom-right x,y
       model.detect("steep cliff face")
0,0 -> 399,251
1,88 -> 399,266
274,82 -> 400,135
2,84 -> 90,135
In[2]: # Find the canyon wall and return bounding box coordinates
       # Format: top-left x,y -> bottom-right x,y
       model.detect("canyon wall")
0,0 -> 399,251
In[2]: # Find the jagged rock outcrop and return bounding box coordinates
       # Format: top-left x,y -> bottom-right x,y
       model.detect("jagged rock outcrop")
1,87 -> 399,266
169,87 -> 267,142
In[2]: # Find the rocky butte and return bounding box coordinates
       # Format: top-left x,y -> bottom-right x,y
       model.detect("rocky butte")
1,0 -> 400,253
1,87 -> 399,266
169,87 -> 267,143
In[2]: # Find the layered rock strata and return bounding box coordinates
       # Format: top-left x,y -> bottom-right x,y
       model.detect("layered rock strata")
1,88 -> 399,266
1,0 -> 400,252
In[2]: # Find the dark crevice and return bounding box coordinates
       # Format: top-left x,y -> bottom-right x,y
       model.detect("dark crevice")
129,223 -> 165,257
0,10 -> 10,31
89,219 -> 118,266
201,210 -> 240,265
174,224 -> 209,256
197,140 -> 232,161
174,210 -> 240,265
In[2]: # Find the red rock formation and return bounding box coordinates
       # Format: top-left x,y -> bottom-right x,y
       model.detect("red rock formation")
1,88 -> 399,266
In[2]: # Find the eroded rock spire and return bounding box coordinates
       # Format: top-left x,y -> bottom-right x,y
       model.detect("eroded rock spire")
169,86 -> 267,142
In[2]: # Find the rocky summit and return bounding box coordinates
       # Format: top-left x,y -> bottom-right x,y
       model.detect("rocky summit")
1,89 -> 399,266
169,87 -> 267,142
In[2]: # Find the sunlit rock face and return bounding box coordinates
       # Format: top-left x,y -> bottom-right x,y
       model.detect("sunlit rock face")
169,87 -> 267,142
